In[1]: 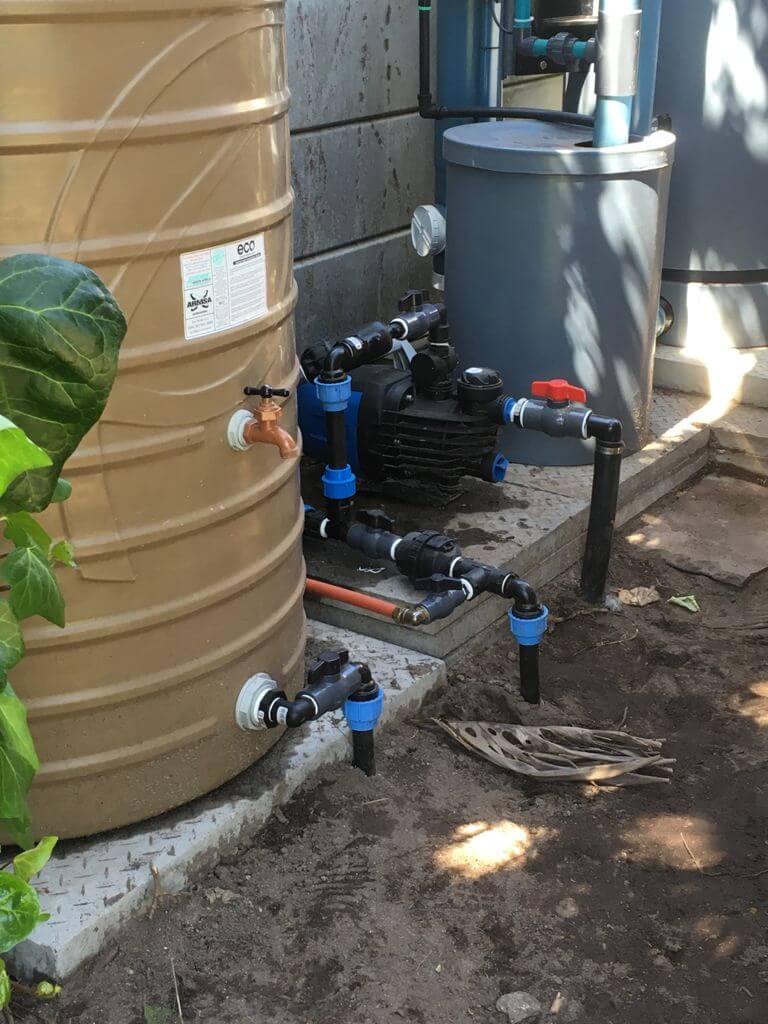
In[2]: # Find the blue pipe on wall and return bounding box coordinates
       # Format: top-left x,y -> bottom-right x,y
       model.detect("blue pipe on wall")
434,0 -> 493,208
631,0 -> 663,137
531,37 -> 589,60
513,0 -> 532,30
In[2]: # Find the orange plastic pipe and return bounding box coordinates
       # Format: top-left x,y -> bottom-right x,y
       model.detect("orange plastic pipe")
305,577 -> 399,620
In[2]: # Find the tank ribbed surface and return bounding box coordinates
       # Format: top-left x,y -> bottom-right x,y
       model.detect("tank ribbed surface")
0,0 -> 305,837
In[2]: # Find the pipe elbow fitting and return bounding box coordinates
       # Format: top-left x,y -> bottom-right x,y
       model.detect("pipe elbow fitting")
587,415 -> 624,445
395,605 -> 432,627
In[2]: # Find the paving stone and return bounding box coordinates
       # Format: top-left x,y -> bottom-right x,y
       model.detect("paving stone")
628,474 -> 768,586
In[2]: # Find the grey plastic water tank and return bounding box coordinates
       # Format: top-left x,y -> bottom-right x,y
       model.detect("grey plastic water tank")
655,0 -> 768,349
444,120 -> 675,465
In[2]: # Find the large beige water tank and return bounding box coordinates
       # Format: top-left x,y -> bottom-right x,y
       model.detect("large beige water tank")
0,0 -> 305,838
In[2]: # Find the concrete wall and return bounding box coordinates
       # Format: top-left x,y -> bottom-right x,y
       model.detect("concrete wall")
287,0 -> 434,348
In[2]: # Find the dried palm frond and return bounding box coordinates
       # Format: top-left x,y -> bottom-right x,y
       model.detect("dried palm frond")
434,720 -> 675,786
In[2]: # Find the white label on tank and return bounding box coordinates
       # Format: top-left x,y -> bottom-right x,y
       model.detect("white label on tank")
180,234 -> 268,340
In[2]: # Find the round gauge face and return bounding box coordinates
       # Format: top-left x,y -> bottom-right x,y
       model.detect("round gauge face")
410,205 -> 446,258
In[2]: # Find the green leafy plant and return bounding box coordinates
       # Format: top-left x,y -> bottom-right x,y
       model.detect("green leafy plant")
0,254 -> 126,1007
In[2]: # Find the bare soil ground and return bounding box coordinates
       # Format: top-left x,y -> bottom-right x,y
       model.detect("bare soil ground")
22,474 -> 768,1024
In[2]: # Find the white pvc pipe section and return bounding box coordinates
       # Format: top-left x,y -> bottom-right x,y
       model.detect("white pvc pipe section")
488,1 -> 502,106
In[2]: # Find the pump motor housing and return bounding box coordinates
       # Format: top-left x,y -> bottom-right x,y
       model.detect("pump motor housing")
298,361 -> 508,506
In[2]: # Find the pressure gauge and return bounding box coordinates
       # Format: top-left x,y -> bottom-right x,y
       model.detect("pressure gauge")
410,204 -> 447,258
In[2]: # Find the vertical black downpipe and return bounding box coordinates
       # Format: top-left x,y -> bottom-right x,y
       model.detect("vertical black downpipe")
325,407 -> 353,528
518,644 -> 541,705
326,407 -> 347,470
581,440 -> 624,603
352,730 -> 376,777
418,1 -> 432,110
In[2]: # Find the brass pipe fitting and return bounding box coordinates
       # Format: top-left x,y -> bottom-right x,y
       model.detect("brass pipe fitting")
227,398 -> 299,459
242,398 -> 299,459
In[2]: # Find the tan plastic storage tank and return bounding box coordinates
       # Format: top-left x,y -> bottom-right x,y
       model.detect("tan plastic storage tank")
0,0 -> 305,838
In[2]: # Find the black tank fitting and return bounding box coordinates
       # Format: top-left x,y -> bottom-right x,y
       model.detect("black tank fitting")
256,650 -> 374,729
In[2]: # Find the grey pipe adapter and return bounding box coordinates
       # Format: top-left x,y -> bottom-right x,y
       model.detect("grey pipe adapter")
596,5 -> 642,97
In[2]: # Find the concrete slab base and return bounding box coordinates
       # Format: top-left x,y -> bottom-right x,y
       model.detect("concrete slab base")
8,624 -> 446,982
306,391 -> 747,657
305,391 -> 768,657
654,345 -> 768,409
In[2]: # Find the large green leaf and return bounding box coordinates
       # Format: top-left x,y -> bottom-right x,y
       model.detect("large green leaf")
0,415 -> 51,497
0,254 -> 126,513
12,836 -> 57,883
0,603 -> 24,672
0,678 -> 39,849
3,511 -> 53,555
0,871 -> 47,953
1,547 -> 65,627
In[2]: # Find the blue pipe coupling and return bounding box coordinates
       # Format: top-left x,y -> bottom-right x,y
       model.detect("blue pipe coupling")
492,453 -> 510,483
509,606 -> 549,646
315,375 -> 352,412
502,396 -> 518,425
344,686 -> 384,732
322,464 -> 357,500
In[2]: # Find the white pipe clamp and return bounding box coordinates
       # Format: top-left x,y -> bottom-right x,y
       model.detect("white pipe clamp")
235,673 -> 279,731
227,409 -> 255,452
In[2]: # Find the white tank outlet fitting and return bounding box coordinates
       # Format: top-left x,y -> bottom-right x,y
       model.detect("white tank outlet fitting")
235,673 -> 279,731
227,409 -> 255,452
411,204 -> 447,258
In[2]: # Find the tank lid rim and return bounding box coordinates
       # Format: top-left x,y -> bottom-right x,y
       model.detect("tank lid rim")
443,122 -> 676,176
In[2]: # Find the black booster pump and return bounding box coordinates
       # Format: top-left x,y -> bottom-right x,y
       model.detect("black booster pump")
298,291 -> 511,505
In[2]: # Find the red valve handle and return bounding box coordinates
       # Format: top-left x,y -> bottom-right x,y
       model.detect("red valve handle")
531,378 -> 587,404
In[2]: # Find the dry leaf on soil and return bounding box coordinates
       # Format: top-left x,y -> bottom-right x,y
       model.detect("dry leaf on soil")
617,586 -> 661,607
435,721 -> 675,786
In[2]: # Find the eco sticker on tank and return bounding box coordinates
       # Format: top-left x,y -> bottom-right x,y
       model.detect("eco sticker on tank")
180,234 -> 268,340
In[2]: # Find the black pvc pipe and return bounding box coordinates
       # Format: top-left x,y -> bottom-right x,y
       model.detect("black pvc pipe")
352,730 -> 376,776
325,409 -> 347,470
418,4 -> 431,106
581,441 -> 624,604
324,407 -> 353,528
518,644 -> 541,705
424,105 -> 594,126
325,346 -> 350,375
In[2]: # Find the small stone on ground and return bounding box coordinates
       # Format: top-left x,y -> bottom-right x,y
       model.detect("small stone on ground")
496,991 -> 542,1023
556,897 -> 580,919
